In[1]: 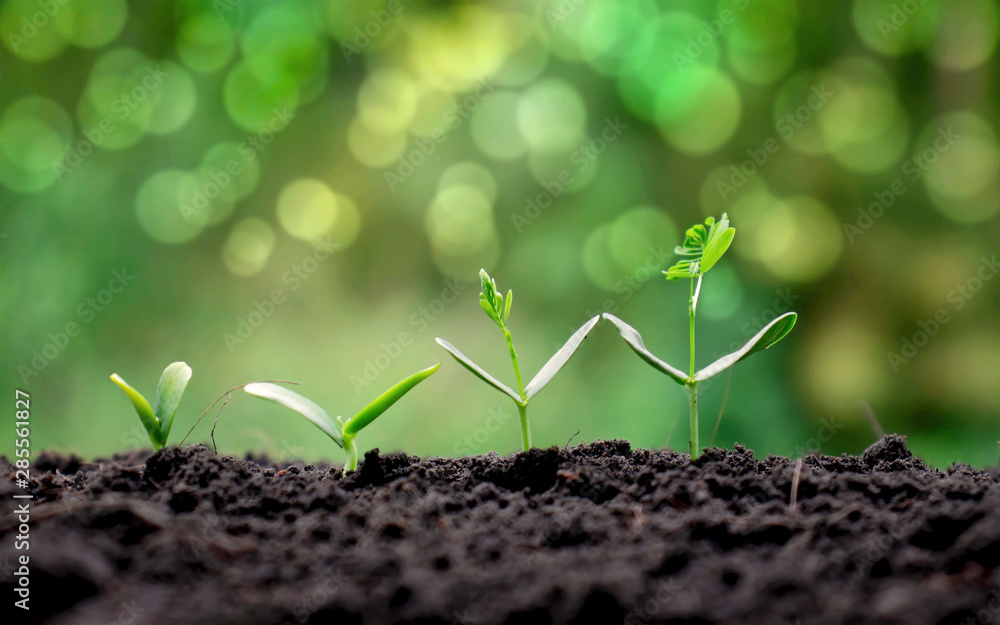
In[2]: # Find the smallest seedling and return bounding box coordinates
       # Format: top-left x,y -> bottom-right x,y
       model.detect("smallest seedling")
244,364 -> 439,475
111,362 -> 193,450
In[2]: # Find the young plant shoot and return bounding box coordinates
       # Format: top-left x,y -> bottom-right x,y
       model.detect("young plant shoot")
436,269 -> 600,451
243,364 -> 439,474
603,214 -> 797,460
110,362 -> 193,450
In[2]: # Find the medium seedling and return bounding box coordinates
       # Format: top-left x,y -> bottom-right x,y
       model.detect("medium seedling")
436,269 -> 600,451
604,213 -> 797,459
243,364 -> 439,474
111,362 -> 192,450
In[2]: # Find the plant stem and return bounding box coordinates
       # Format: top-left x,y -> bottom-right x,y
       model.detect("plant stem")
517,402 -> 531,451
688,382 -> 699,460
688,276 -> 700,460
504,329 -> 525,397
689,277 -> 696,378
343,435 -> 358,474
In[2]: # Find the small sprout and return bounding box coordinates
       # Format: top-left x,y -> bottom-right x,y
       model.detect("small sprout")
244,364 -> 439,475
110,362 -> 192,450
437,269 -> 600,451
604,213 -> 797,460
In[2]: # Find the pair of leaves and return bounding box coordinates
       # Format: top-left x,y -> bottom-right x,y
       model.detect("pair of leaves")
664,214 -> 736,281
436,315 -> 601,404
243,364 -> 440,447
479,268 -> 511,329
603,312 -> 797,384
111,362 -> 192,449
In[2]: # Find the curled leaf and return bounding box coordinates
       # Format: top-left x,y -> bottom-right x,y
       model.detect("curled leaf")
435,337 -> 523,403
603,314 -> 689,385
693,312 -> 798,382
244,382 -> 343,447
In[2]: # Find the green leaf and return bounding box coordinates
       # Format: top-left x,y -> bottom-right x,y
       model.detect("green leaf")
110,373 -> 161,447
244,382 -> 343,447
435,337 -> 523,403
343,364 -> 440,436
693,312 -> 797,382
479,297 -> 501,326
602,314 -> 689,385
700,226 -> 734,274
153,362 -> 191,443
503,289 -> 512,326
665,214 -> 734,280
524,315 -> 601,400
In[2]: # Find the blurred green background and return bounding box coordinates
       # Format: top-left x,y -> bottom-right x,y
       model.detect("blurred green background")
2,0 -> 998,468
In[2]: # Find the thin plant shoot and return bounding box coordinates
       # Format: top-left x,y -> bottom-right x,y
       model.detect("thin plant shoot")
243,364 -> 439,474
436,269 -> 600,451
604,213 -> 797,459
110,361 -> 193,450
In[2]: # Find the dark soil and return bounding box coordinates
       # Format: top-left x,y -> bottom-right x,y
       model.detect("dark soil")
1,435 -> 998,625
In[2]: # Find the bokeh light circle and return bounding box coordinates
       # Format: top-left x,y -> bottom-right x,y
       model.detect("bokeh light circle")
277,179 -> 339,241
135,169 -> 204,244
177,15 -> 235,73
438,162 -> 498,204
223,218 -> 276,277
920,112 -> 1000,223
53,0 -> 126,48
0,0 -> 67,62
517,79 -> 587,155
0,96 -> 74,193
425,184 -> 496,257
930,0 -> 998,71
357,68 -> 419,134
654,66 -> 741,155
471,91 -> 528,161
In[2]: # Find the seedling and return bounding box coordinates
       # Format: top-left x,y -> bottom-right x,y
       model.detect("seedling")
604,213 -> 797,460
243,364 -> 439,474
436,269 -> 600,451
110,362 -> 192,450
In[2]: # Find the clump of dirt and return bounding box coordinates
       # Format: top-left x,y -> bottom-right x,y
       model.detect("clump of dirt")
2,435 -> 998,625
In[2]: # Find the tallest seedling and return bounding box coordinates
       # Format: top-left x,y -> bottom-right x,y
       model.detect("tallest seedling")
604,214 -> 797,459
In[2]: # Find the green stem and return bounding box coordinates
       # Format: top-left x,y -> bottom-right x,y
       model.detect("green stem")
504,329 -> 525,397
343,435 -> 358,475
689,277 -> 696,378
688,276 -> 700,460
688,382 -> 699,459
517,402 -> 531,451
